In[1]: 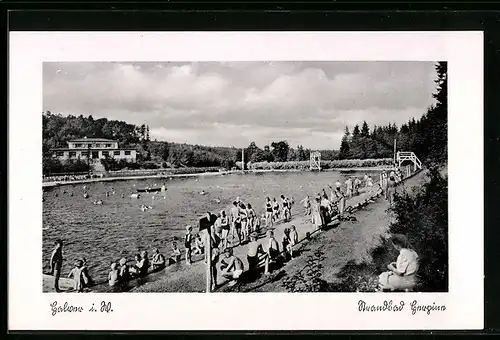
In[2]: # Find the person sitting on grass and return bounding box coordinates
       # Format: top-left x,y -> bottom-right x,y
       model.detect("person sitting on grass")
151,247 -> 166,271
193,233 -> 204,255
220,248 -> 244,287
378,234 -> 419,292
169,241 -> 182,265
118,257 -> 130,282
137,250 -> 149,276
80,257 -> 93,288
129,254 -> 141,276
247,232 -> 265,272
108,262 -> 119,287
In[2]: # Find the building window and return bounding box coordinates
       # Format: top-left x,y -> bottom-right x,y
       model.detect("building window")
81,151 -> 89,157
114,151 -> 120,156
74,143 -> 82,147
69,151 -> 77,158
125,151 -> 131,156
56,151 -> 64,157
87,144 -> 92,148
106,144 -> 112,148
102,151 -> 109,157
96,143 -> 101,147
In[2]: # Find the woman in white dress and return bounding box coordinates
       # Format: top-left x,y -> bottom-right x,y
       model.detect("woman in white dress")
378,234 -> 419,291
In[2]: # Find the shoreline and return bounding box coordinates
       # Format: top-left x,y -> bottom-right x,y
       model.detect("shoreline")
42,167 -> 392,188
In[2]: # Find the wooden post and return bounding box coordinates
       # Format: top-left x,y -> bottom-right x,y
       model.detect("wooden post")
241,148 -> 244,172
393,139 -> 397,167
205,230 -> 212,293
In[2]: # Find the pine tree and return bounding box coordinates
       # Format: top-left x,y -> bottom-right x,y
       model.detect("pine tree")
361,121 -> 369,137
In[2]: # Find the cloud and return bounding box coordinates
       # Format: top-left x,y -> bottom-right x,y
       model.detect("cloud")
43,61 -> 437,149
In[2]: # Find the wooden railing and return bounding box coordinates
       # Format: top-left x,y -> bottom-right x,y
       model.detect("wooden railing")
396,151 -> 422,171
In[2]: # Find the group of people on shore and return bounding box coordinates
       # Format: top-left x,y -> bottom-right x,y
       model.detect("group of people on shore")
47,167 -> 411,292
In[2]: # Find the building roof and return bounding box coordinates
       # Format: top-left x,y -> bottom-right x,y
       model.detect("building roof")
51,148 -> 137,151
68,138 -> 117,142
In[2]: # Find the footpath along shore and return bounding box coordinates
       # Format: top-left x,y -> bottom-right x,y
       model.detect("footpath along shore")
42,167 -> 389,189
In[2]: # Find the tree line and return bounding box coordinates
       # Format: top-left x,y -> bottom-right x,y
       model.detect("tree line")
42,112 -> 342,174
43,62 -> 446,174
339,62 -> 447,166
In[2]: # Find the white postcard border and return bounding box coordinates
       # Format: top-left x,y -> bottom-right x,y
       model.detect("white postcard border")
8,31 -> 483,330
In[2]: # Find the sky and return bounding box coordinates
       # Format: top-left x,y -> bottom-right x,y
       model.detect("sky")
43,61 -> 437,150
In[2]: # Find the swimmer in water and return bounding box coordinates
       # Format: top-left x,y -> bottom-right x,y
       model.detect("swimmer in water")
83,192 -> 89,199
121,193 -> 125,198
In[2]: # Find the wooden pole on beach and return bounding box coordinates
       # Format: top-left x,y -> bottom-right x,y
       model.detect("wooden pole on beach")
393,138 -> 397,168
205,230 -> 212,293
241,148 -> 245,172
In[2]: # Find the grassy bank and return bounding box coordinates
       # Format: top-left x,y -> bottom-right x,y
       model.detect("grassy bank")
324,168 -> 446,292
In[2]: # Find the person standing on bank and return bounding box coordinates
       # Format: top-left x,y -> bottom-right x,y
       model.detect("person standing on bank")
185,225 -> 193,265
265,197 -> 273,228
387,174 -> 397,207
335,188 -> 346,216
49,239 -> 63,292
219,210 -> 230,250
230,201 -> 242,246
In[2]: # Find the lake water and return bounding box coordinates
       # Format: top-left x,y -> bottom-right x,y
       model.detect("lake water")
42,170 -> 381,284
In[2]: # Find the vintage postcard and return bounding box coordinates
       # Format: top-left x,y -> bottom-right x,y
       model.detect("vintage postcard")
9,31 -> 483,330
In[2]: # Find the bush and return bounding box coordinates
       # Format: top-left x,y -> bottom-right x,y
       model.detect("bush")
386,167 -> 448,291
42,157 -> 90,175
141,161 -> 160,169
325,167 -> 448,292
282,248 -> 327,292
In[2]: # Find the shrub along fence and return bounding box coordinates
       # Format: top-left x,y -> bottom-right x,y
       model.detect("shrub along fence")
106,167 -> 223,178
247,158 -> 393,171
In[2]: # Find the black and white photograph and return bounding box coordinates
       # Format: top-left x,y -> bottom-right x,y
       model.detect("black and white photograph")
41,60 -> 448,294
9,31 -> 483,330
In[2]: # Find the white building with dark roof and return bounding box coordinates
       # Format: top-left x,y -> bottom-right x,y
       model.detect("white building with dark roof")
51,137 -> 137,162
